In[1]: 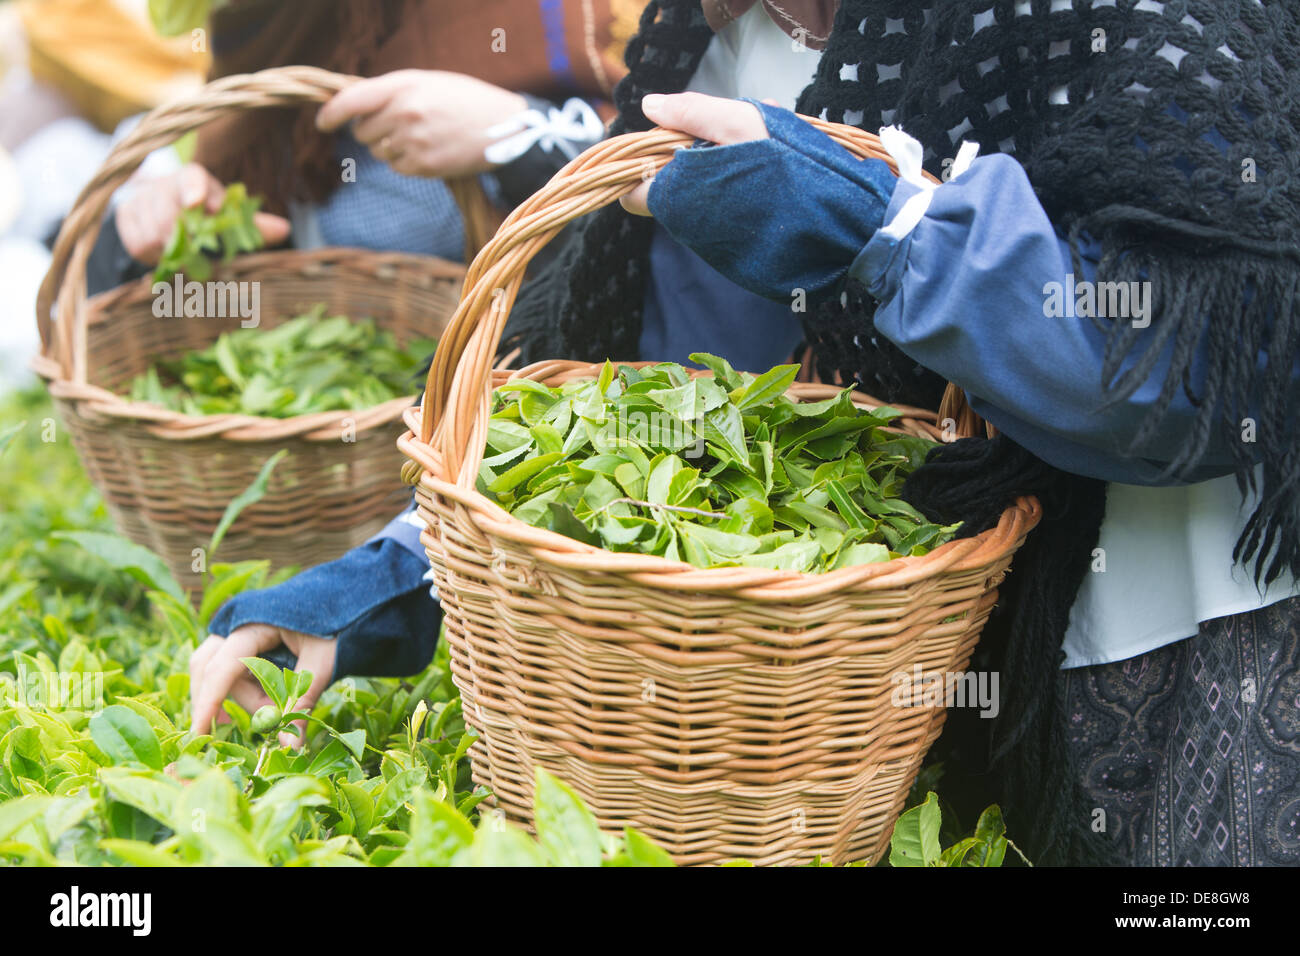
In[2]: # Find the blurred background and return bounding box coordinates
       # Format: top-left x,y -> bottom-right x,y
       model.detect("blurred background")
0,0 -> 208,392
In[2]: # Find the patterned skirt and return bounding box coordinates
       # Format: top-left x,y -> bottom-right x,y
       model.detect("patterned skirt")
1061,595 -> 1300,866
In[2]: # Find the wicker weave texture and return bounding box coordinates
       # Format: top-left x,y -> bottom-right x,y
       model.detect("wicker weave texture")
399,120 -> 1042,865
55,250 -> 462,582
33,68 -> 484,582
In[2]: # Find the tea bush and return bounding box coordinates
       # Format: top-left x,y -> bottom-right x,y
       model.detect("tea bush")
0,387 -> 1017,866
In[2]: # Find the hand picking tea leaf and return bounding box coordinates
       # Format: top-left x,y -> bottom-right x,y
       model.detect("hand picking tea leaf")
479,355 -> 958,573
153,182 -> 265,284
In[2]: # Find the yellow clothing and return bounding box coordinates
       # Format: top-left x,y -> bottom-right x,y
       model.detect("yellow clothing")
20,0 -> 208,131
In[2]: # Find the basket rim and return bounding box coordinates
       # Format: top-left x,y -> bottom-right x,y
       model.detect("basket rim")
398,363 -> 1042,598
31,246 -> 465,442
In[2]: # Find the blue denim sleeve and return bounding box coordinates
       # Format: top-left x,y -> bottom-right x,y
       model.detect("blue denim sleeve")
647,100 -> 896,306
849,154 -> 1250,485
207,505 -> 441,681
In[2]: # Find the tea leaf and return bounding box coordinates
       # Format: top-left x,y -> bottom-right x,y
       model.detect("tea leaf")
889,791 -> 943,866
533,769 -> 603,867
127,304 -> 435,420
89,706 -> 164,771
53,531 -> 184,603
736,364 -> 799,410
0,421 -> 23,458
620,826 -> 676,867
148,0 -> 214,37
451,826 -> 548,867
239,657 -> 287,711
208,450 -> 288,559
153,181 -> 263,282
399,789 -> 474,866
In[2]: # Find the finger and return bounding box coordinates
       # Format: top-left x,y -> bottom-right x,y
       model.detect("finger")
203,171 -> 226,213
390,145 -> 446,178
189,625 -> 282,735
351,110 -> 401,152
253,212 -> 291,247
279,639 -> 336,748
126,187 -> 180,263
389,153 -> 421,177
292,641 -> 335,712
187,636 -> 225,729
152,189 -> 183,245
620,180 -> 653,217
640,92 -> 768,145
316,73 -> 409,131
117,203 -> 157,263
177,163 -> 223,211
229,677 -> 273,717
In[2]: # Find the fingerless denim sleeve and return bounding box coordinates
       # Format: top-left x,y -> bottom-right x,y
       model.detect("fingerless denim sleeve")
648,100 -> 896,306
208,505 -> 441,681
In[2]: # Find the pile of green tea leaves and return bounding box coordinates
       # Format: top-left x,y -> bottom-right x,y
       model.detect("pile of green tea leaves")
481,353 -> 959,573
127,306 -> 436,417
153,182 -> 265,284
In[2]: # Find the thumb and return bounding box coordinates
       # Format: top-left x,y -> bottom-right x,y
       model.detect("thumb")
640,92 -> 767,146
278,638 -> 335,749
253,212 -> 292,247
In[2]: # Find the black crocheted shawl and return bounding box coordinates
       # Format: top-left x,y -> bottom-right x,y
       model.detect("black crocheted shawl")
502,0 -> 1300,864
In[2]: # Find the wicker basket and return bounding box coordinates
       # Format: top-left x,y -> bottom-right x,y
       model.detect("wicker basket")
33,66 -> 499,586
398,120 -> 1042,866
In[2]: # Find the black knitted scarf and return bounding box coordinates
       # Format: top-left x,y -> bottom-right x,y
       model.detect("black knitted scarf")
502,0 -> 1300,865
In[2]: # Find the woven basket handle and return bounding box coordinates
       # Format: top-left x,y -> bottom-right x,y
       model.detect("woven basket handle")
421,118 -> 944,485
34,65 -> 493,383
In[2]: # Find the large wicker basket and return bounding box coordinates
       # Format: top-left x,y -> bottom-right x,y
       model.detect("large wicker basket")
398,120 -> 1042,866
33,67 -> 497,587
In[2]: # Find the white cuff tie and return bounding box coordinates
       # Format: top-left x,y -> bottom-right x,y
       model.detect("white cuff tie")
877,125 -> 980,241
483,98 -> 605,166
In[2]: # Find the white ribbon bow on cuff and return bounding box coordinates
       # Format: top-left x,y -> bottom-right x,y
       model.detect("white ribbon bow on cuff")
483,97 -> 605,166
876,125 -> 981,241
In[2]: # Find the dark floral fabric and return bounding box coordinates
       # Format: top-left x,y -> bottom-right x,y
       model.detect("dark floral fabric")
1061,596 -> 1300,866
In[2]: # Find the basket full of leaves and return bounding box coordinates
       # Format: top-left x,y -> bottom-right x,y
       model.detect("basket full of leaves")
398,121 -> 1041,866
33,67 -> 497,586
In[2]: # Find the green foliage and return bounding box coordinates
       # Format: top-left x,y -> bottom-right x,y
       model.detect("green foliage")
153,182 -> 264,284
480,354 -> 958,572
0,421 -> 23,457
148,0 -> 224,36
49,531 -> 185,604
0,387 -> 1014,867
127,306 -> 437,418
209,450 -> 288,557
889,792 -> 1031,867
0,388 -> 669,866
0,640 -> 676,866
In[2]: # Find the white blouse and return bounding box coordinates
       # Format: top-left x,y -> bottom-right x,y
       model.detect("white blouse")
1062,468 -> 1299,667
